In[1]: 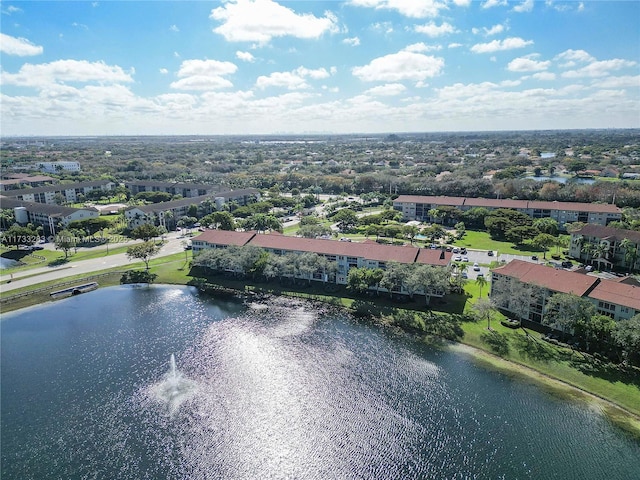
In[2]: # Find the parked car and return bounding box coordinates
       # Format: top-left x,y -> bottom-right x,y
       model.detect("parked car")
473,263 -> 480,271
487,250 -> 494,256
531,255 -> 538,261
460,248 -> 467,254
454,255 -> 462,261
462,256 -> 469,262
561,260 -> 573,268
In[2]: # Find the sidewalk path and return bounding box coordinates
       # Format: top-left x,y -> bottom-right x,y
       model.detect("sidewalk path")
0,234 -> 186,293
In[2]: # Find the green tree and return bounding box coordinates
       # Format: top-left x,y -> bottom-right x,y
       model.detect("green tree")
612,314 -> 640,365
543,293 -> 596,332
620,238 -> 639,273
331,208 -> 359,232
506,225 -> 539,244
530,233 -> 556,259
131,223 -> 161,241
485,209 -> 532,240
68,217 -> 111,236
242,213 -> 282,233
474,297 -> 497,330
126,241 -> 161,270
575,314 -> 615,353
476,275 -> 488,298
54,229 -> 78,259
533,217 -> 559,236
1,225 -> 38,250
201,211 -> 236,230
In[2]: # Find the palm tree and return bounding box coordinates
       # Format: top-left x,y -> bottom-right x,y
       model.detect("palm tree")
620,238 -> 639,273
476,275 -> 488,298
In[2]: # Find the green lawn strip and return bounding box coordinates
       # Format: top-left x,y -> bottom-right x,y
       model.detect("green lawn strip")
1,244 -> 133,276
0,252 -> 187,307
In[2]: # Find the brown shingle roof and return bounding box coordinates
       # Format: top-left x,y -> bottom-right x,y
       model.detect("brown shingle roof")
589,280 -> 640,310
248,234 -> 421,263
575,224 -> 640,244
394,195 -> 466,206
415,248 -> 453,266
528,200 -> 621,214
463,198 -> 529,209
192,229 -> 256,246
492,260 -> 598,296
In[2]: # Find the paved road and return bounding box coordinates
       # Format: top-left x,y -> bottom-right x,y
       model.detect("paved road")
0,233 -> 188,293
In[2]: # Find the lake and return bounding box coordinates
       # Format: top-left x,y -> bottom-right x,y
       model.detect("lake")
1,285 -> 638,479
529,175 -> 595,184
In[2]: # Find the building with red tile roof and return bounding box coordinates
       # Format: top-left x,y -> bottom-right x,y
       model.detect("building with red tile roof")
191,230 -> 453,291
569,224 -> 640,273
393,195 -> 622,228
491,260 -> 640,324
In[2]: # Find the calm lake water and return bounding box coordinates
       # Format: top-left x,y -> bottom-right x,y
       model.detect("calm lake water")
1,285 -> 638,479
530,175 -> 595,184
0,256 -> 19,269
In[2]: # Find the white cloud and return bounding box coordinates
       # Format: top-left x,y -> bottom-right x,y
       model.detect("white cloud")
236,51 -> 255,62
348,0 -> 449,18
562,59 -> 637,78
210,0 -> 338,44
159,68 -> 169,75
531,72 -> 556,81
593,75 -> 640,89
343,36 -> 360,46
0,33 -> 43,56
404,42 -> 442,53
371,22 -> 394,34
364,83 -> 407,96
1,59 -> 133,87
472,24 -> 505,36
170,59 -> 237,91
415,22 -> 456,37
256,66 -> 332,90
507,55 -> 550,72
470,37 -> 533,53
3,5 -> 23,14
546,0 -> 585,13
555,49 -> 595,68
295,66 -> 332,79
176,59 -> 237,77
170,76 -> 234,91
169,25 -> 179,33
513,0 -> 534,13
352,50 -> 444,82
482,0 -> 507,9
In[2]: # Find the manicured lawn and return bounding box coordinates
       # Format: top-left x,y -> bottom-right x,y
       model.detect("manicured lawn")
454,229 -> 545,255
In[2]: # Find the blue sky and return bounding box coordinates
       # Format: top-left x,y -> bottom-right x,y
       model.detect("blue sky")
1,0 -> 639,136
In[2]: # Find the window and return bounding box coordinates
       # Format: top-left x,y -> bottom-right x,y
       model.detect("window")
598,301 -> 615,311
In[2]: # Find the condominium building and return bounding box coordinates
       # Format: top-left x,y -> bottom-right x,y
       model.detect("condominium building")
191,230 -> 452,298
3,181 -> 115,205
491,260 -> 640,324
393,195 -> 622,228
0,197 -> 99,234
124,189 -> 260,229
569,225 -> 640,273
125,181 -> 221,198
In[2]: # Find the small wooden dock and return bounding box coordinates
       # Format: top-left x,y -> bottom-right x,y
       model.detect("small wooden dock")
50,282 -> 99,299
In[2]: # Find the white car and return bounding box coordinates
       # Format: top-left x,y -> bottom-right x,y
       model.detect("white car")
473,262 -> 481,271
454,255 -> 462,261
462,256 -> 469,262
